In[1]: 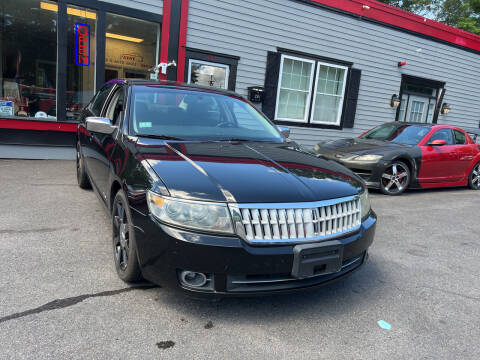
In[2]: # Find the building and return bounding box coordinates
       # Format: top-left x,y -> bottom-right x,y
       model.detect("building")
1,0 -> 480,150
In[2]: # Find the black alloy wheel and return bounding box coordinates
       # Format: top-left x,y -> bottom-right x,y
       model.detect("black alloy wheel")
380,161 -> 410,195
76,143 -> 91,189
468,162 -> 480,190
112,190 -> 142,282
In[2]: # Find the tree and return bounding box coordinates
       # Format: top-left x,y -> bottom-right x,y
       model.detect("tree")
438,0 -> 480,34
377,0 -> 480,35
376,0 -> 441,17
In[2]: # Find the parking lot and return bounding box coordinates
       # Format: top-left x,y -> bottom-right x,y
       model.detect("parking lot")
0,159 -> 479,359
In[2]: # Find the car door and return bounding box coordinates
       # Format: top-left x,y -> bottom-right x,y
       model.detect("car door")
452,129 -> 477,177
418,128 -> 459,183
81,83 -> 114,179
88,85 -> 125,202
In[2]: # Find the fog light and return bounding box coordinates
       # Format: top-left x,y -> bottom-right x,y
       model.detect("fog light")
180,271 -> 208,288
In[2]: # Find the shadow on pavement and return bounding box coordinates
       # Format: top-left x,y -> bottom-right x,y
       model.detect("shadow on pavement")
152,256 -> 385,323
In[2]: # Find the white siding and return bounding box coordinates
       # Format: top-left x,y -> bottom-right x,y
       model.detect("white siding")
99,0 -> 163,15
186,0 -> 480,148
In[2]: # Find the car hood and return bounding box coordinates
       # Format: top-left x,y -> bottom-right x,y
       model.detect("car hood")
313,137 -> 413,158
135,138 -> 364,203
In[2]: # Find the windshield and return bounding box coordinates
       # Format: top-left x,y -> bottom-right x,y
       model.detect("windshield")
129,86 -> 283,142
360,124 -> 431,145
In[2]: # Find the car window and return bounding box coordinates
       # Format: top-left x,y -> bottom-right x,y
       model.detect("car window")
130,86 -> 283,142
453,130 -> 466,145
361,124 -> 430,145
427,129 -> 454,145
230,102 -> 265,131
105,88 -> 125,125
90,84 -> 113,116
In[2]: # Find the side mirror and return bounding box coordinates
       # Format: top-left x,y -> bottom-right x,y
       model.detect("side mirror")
277,126 -> 290,138
427,139 -> 447,146
86,117 -> 116,135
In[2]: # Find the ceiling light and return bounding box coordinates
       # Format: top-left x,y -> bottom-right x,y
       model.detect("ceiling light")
40,2 -> 97,20
67,8 -> 97,20
106,33 -> 144,43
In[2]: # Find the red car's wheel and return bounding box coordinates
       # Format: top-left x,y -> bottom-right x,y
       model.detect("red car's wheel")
468,162 -> 480,190
380,161 -> 410,196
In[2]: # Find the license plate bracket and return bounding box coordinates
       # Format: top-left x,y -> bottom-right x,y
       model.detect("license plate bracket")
291,240 -> 344,279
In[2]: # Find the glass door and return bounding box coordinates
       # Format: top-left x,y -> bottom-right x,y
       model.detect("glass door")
66,5 -> 97,121
397,76 -> 442,124
400,95 -> 436,123
406,96 -> 427,122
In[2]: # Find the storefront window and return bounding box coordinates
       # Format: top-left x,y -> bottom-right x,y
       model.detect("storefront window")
66,5 -> 96,121
105,13 -> 159,82
0,0 -> 57,119
1,1 -> 160,122
188,60 -> 229,89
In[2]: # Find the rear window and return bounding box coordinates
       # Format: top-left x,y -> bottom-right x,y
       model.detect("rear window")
129,86 -> 283,142
453,130 -> 466,145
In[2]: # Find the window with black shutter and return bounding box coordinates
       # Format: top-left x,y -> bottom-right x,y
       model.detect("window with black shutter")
262,49 -> 361,129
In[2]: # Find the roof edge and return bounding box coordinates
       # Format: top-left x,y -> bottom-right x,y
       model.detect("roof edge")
310,0 -> 480,52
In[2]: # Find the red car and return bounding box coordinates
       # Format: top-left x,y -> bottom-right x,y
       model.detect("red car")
313,122 -> 480,195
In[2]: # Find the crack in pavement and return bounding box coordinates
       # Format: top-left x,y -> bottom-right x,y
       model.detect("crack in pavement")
30,184 -> 77,187
0,227 -> 69,235
0,285 -> 157,325
421,285 -> 480,302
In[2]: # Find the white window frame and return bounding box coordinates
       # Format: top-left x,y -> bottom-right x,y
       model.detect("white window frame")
274,54 -> 315,123
309,61 -> 349,126
187,59 -> 230,90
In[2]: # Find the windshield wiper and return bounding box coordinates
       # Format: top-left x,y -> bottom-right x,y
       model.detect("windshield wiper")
136,134 -> 184,141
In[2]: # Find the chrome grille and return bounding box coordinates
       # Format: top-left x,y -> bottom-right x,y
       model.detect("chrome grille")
230,196 -> 361,244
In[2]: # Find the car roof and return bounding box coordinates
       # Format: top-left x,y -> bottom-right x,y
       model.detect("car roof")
430,124 -> 464,131
385,121 -> 433,127
383,122 -> 467,132
106,79 -> 240,97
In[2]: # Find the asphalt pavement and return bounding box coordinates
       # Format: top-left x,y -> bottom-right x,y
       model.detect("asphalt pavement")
0,159 -> 479,359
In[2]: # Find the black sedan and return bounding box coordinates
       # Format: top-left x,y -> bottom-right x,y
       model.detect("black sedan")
313,122 -> 480,195
76,79 -> 376,296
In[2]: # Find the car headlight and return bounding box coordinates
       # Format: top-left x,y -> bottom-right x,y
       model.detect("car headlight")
147,191 -> 234,234
359,190 -> 371,219
354,154 -> 383,161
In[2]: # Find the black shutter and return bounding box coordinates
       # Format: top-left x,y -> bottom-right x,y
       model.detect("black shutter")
342,68 -> 361,129
262,52 -> 281,120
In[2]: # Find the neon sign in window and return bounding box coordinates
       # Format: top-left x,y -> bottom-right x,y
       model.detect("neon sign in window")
75,23 -> 90,66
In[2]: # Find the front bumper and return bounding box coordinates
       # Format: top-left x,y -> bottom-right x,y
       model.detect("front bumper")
132,209 -> 376,296
326,157 -> 386,189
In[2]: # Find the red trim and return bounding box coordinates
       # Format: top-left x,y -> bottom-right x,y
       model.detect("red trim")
311,0 -> 480,52
159,0 -> 172,81
177,0 -> 189,81
0,119 -> 77,132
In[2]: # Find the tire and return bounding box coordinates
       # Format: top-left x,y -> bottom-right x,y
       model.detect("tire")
468,162 -> 480,190
112,190 -> 143,283
380,161 -> 410,196
76,143 -> 91,189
